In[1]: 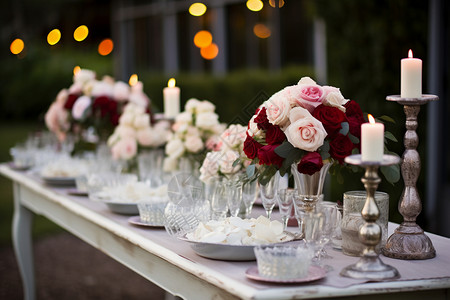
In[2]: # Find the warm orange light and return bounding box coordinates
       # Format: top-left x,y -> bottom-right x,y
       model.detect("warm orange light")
10,39 -> 24,55
189,3 -> 207,16
368,114 -> 376,124
408,49 -> 413,58
74,25 -> 89,42
98,38 -> 114,56
129,74 -> 138,86
194,30 -> 213,48
200,43 -> 219,60
253,24 -> 271,39
73,66 -> 81,75
168,78 -> 176,88
246,0 -> 263,11
269,0 -> 284,8
47,29 -> 61,45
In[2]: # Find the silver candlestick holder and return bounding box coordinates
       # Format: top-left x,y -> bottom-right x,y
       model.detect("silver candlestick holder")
382,94 -> 438,260
340,154 -> 401,280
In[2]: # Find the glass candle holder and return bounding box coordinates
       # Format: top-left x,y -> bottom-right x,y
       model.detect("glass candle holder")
341,191 -> 389,256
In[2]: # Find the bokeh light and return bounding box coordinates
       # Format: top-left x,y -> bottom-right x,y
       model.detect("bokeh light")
269,0 -> 285,8
74,25 -> 89,42
98,38 -> 114,56
200,43 -> 219,60
10,39 -> 25,55
73,66 -> 81,75
129,74 -> 138,86
253,24 -> 271,38
246,0 -> 263,12
47,29 -> 61,45
194,30 -> 213,48
189,3 -> 207,16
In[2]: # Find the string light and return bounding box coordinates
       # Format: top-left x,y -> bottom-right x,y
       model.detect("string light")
10,39 -> 24,55
200,43 -> 219,60
246,0 -> 263,12
47,29 -> 61,45
74,25 -> 89,42
98,39 -> 114,56
194,30 -> 213,48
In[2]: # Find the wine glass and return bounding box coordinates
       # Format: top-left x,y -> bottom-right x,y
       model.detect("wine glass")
259,174 -> 279,219
211,178 -> 229,220
316,202 -> 338,261
227,180 -> 243,217
277,188 -> 294,230
242,180 -> 258,218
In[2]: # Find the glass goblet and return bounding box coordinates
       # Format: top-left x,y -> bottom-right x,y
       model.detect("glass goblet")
277,188 -> 294,230
242,180 -> 258,217
259,174 -> 279,219
316,202 -> 338,261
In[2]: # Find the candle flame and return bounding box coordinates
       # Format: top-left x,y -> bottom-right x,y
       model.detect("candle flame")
73,66 -> 81,76
168,78 -> 176,88
368,114 -> 376,124
129,74 -> 138,86
408,49 -> 413,58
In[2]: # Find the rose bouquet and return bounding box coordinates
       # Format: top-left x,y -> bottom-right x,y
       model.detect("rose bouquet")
45,68 -> 150,146
107,102 -> 170,160
199,124 -> 250,183
243,76 -> 398,185
163,98 -> 225,172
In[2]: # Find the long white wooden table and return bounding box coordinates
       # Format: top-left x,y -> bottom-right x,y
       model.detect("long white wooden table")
1,164 -> 450,300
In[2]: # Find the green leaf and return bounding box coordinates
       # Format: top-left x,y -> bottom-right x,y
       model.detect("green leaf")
339,122 -> 349,136
348,133 -> 360,144
279,148 -> 304,175
384,131 -> 398,143
258,165 -> 278,185
378,115 -> 396,124
274,141 -> 295,158
380,164 -> 400,184
351,147 -> 360,155
246,164 -> 256,178
232,158 -> 241,167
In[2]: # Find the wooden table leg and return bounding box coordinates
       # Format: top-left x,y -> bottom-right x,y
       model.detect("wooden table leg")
12,182 -> 35,300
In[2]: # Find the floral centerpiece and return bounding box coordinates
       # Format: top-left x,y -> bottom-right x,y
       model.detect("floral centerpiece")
163,98 -> 225,172
199,124 -> 250,183
107,102 -> 170,160
45,68 -> 150,146
243,76 -> 398,185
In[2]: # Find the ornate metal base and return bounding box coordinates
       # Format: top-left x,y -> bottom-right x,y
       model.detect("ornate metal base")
382,223 -> 436,260
340,255 -> 400,280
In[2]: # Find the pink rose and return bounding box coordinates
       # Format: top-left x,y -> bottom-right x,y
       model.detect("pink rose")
184,135 -> 203,153
220,124 -> 246,150
45,101 -> 69,141
265,91 -> 291,127
206,136 -> 223,151
218,150 -> 241,174
111,137 -> 137,160
136,127 -> 154,146
285,107 -> 327,152
72,96 -> 91,120
199,151 -> 220,183
116,125 -> 136,139
286,84 -> 324,113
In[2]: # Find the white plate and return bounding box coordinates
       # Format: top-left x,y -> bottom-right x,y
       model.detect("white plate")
128,216 -> 164,228
245,265 -> 326,283
104,202 -> 138,215
42,176 -> 76,186
178,233 -> 300,261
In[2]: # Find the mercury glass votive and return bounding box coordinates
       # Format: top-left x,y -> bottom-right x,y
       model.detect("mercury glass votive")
254,245 -> 314,280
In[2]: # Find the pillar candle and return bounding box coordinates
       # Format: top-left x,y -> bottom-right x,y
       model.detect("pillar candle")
163,78 -> 180,118
401,49 -> 422,98
361,114 -> 384,162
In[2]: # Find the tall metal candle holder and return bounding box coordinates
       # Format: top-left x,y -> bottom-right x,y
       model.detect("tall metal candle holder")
340,154 -> 401,280
382,95 -> 438,260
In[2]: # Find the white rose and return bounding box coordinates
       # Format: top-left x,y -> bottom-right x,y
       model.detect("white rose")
129,92 -> 149,108
220,124 -> 246,150
247,115 -> 265,139
218,150 -> 241,174
136,127 -> 154,146
69,82 -> 83,95
165,138 -> 185,158
107,132 -> 120,147
133,114 -> 150,129
185,98 -> 201,113
323,86 -> 349,113
285,107 -> 327,152
117,125 -> 136,139
72,96 -> 91,120
184,135 -> 204,153
197,100 -> 215,113
265,92 -> 290,127
163,157 -> 178,172
196,112 -> 219,130
119,112 -> 134,126
297,76 -> 317,85
111,137 -> 137,160
175,111 -> 192,124
113,81 -> 130,102
186,126 -> 200,137
91,80 -> 114,98
199,152 -> 220,183
73,69 -> 96,85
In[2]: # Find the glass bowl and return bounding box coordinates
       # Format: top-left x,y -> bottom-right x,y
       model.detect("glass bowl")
254,244 -> 314,280
137,196 -> 169,226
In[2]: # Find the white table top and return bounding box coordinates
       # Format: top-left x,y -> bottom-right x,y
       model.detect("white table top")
2,164 -> 450,300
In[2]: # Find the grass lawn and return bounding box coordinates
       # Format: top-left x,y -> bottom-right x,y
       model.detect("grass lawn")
0,122 -> 63,247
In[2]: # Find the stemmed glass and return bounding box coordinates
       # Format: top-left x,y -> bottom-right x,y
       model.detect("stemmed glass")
316,202 -> 338,261
227,178 -> 243,217
242,180 -> 258,218
259,173 -> 279,219
211,178 -> 229,220
277,188 -> 294,230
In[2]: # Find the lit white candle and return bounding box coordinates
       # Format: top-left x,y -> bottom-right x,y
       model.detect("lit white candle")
361,114 -> 384,162
163,78 -> 180,118
401,49 -> 422,98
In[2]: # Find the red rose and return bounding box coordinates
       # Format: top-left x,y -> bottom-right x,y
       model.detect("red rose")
243,134 -> 263,159
254,107 -> 271,130
64,94 -> 79,110
265,125 -> 286,145
312,104 -> 347,138
344,100 -> 364,141
258,144 -> 284,168
329,134 -> 354,164
297,152 -> 323,175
